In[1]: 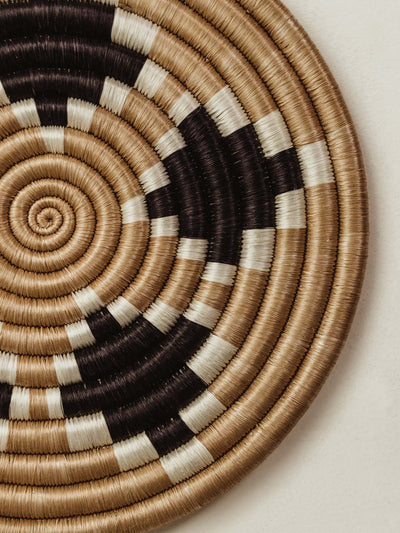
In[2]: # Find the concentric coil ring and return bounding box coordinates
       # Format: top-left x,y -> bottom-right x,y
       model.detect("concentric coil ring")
0,1 -> 368,531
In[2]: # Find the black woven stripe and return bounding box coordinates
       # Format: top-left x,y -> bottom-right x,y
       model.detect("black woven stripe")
266,147 -> 303,196
147,418 -> 195,456
162,148 -> 209,240
179,107 -> 241,264
74,317 -> 163,381
0,0 -> 115,41
2,69 -> 105,105
104,366 -> 204,444
86,308 -> 122,344
0,37 -> 146,87
224,124 -> 275,229
0,383 -> 12,419
146,184 -> 177,220
0,47 -> 277,394
36,97 -> 68,126
62,319 -> 208,416
1,70 -> 240,257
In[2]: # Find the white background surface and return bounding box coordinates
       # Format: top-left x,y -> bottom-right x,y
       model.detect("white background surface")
161,1 -> 400,532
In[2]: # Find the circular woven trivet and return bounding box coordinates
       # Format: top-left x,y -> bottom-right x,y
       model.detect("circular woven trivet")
0,1 -> 368,531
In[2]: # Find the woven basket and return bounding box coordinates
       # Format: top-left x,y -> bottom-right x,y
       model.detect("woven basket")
0,0 -> 368,531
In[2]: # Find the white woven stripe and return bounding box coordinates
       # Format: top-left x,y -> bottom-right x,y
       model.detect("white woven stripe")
9,387 -> 30,420
0,420 -> 8,452
0,352 -> 17,385
111,9 -> 159,55
66,412 -> 113,452
187,334 -> 237,384
160,438 -> 214,484
53,353 -> 82,385
114,432 -> 159,472
0,81 -> 10,106
72,287 -> 104,317
297,140 -> 334,188
151,215 -> 179,237
92,0 -> 118,4
46,388 -> 64,419
254,110 -> 293,158
154,128 -> 186,160
201,262 -> 237,286
41,127 -> 64,153
65,320 -> 96,351
100,77 -> 130,115
144,300 -> 181,334
121,195 -> 148,224
275,189 -> 306,229
134,59 -> 168,99
168,91 -> 200,125
176,238 -> 208,262
67,98 -> 96,132
138,162 -> 170,195
240,228 -> 275,272
179,391 -> 225,433
184,301 -> 220,330
204,86 -> 250,137
11,99 -> 40,128
107,296 -> 140,328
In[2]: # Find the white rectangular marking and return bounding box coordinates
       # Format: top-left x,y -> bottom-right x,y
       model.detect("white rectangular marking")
53,353 -> 82,385
121,195 -> 148,224
11,99 -> 41,128
72,287 -> 104,317
240,228 -> 275,272
46,388 -> 64,419
154,128 -> 186,160
66,412 -> 113,452
134,59 -> 168,99
111,9 -> 159,55
168,91 -> 200,126
94,0 -> 119,5
0,352 -> 17,385
65,320 -> 96,351
67,98 -> 96,132
204,86 -> 250,137
144,300 -> 181,334
114,432 -> 159,472
187,334 -> 237,384
0,81 -> 10,106
254,110 -> 293,158
138,162 -> 170,195
177,238 -> 208,262
100,77 -> 131,116
201,262 -> 237,286
179,391 -> 225,433
0,419 -> 9,452
160,438 -> 214,484
184,301 -> 220,330
297,140 -> 334,188
41,127 -> 64,154
107,296 -> 141,328
151,215 -> 179,237
9,387 -> 30,420
275,189 -> 306,229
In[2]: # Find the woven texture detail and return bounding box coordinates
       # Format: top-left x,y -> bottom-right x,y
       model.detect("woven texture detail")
0,0 -> 368,531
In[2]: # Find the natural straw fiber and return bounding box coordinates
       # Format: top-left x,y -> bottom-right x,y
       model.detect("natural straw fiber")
0,0 -> 368,531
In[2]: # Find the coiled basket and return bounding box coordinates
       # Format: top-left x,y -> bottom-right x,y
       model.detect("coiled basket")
0,0 -> 368,531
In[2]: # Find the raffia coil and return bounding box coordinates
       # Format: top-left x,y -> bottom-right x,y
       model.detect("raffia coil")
0,0 -> 368,531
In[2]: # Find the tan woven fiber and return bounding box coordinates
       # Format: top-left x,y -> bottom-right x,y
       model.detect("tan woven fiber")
0,0 -> 367,531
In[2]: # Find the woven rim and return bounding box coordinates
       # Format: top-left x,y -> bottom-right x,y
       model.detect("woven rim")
0,0 -> 368,531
